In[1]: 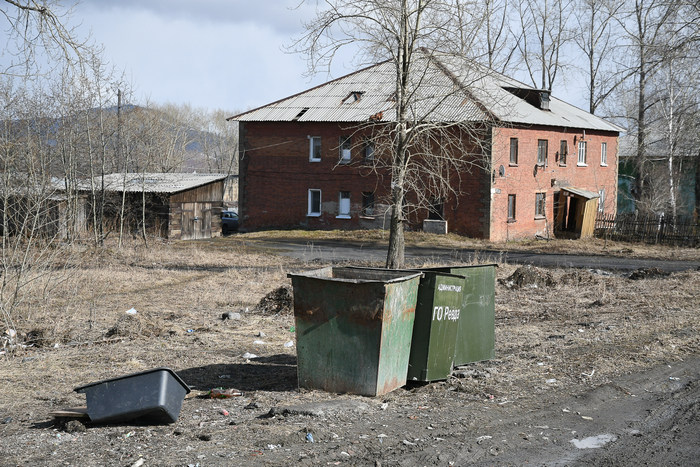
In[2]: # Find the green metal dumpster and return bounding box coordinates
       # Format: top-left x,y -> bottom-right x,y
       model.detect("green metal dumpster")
425,264 -> 496,366
287,267 -> 421,397
406,271 -> 464,382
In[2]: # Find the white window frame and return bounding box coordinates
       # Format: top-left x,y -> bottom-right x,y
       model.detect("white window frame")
509,138 -> 518,165
598,189 -> 605,212
339,136 -> 352,163
307,189 -> 321,217
309,136 -> 321,162
363,139 -> 374,161
600,142 -> 608,166
337,191 -> 351,219
577,140 -> 587,166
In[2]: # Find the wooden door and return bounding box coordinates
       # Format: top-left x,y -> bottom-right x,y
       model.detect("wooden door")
181,202 -> 211,240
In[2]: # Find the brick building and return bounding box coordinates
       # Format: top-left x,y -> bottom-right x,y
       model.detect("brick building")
231,52 -> 621,241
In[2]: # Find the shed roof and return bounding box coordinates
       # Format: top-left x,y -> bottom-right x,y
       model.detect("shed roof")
561,187 -> 600,199
85,173 -> 227,194
231,51 -> 622,133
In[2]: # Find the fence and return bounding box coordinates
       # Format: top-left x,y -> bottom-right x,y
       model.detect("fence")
595,212 -> 699,246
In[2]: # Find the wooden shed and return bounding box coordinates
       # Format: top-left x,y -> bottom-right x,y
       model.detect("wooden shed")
554,187 -> 600,239
90,173 -> 227,240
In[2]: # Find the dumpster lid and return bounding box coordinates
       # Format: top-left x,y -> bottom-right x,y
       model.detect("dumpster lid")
347,266 -> 465,280
288,266 -> 422,284
74,367 -> 191,394
423,263 -> 498,272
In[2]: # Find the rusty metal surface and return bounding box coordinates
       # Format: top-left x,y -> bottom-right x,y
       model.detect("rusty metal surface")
288,267 -> 420,396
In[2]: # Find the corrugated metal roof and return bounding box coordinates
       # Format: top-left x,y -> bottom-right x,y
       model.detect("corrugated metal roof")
83,173 -> 227,194
231,51 -> 622,133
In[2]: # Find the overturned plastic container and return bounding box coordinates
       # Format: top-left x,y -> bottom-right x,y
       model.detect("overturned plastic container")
74,367 -> 190,424
288,267 -> 421,397
424,264 -> 496,365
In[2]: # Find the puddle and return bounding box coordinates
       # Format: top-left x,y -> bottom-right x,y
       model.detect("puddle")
570,433 -> 617,449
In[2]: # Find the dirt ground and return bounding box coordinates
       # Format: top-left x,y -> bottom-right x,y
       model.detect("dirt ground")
0,236 -> 698,466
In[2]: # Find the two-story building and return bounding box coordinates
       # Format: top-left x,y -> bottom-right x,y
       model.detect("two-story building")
230,52 -> 622,241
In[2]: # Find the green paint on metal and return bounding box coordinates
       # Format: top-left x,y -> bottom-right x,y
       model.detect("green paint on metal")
406,272 -> 463,382
425,264 -> 496,366
288,267 -> 420,397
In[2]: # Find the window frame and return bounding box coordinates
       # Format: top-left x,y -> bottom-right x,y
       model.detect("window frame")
507,194 -> 516,222
337,191 -> 351,219
309,136 -> 321,162
535,192 -> 546,218
537,139 -> 548,166
600,142 -> 608,166
598,188 -> 606,212
361,191 -> 375,217
363,138 -> 374,161
339,136 -> 352,163
577,140 -> 587,166
509,138 -> 518,165
307,189 -> 321,217
559,140 -> 568,166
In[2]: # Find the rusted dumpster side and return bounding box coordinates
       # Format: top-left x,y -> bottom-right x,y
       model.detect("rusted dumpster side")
288,267 -> 421,397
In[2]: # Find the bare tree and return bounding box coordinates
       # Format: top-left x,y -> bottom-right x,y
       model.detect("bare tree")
572,0 -> 623,114
294,0 -> 497,268
515,0 -> 573,91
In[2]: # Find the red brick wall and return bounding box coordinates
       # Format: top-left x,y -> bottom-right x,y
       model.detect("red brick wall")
238,122 -> 390,231
489,125 -> 619,241
239,121 -> 619,240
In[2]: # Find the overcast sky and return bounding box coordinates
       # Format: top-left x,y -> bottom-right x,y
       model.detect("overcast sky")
71,1 -> 589,114
73,0 -> 354,113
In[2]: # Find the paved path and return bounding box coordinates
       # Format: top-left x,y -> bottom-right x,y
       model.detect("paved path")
245,238 -> 700,273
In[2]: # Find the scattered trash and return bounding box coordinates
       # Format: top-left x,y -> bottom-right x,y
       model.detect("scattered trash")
562,408 -> 571,413
241,352 -> 258,359
669,377 -> 680,381
253,340 -> 265,345
267,444 -> 281,450
403,439 -> 416,446
340,451 -> 350,457
283,340 -> 294,348
257,331 -> 266,337
219,374 -> 231,379
581,415 -> 593,421
256,285 -> 293,315
571,434 -> 616,449
208,388 -> 243,398
124,431 -> 135,438
219,409 -> 230,416
289,326 -> 295,332
476,435 -> 492,443
582,370 -> 596,378
244,402 -> 260,410
546,378 -> 557,384
305,432 -> 314,443
380,402 -> 389,410
187,329 -> 194,333
1,416 -> 12,424
125,308 -> 138,315
221,311 -> 241,321
131,458 -> 145,467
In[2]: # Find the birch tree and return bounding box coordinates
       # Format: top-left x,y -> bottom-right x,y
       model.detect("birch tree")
294,0 -> 496,268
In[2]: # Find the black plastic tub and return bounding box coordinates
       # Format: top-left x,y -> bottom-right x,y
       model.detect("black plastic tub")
74,367 -> 190,424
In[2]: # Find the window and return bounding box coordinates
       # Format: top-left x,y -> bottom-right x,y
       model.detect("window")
363,139 -> 374,161
598,189 -> 605,212
578,140 -> 587,166
537,139 -> 548,166
309,137 -> 321,162
509,138 -> 518,165
507,194 -> 516,221
337,191 -> 351,218
361,192 -> 375,216
601,142 -> 607,166
535,192 -> 546,218
559,140 -> 568,165
339,136 -> 352,163
308,189 -> 321,216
